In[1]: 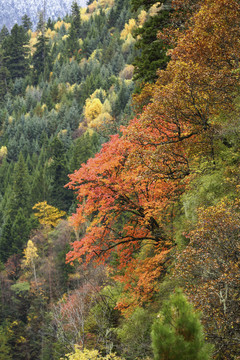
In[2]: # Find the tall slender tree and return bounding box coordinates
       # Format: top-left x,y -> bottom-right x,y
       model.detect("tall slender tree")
71,2 -> 81,37
48,137 -> 73,211
32,33 -> 50,83
0,25 -> 9,44
132,0 -> 171,84
0,49 -> 10,102
9,152 -> 30,216
66,2 -> 82,58
21,14 -> 32,32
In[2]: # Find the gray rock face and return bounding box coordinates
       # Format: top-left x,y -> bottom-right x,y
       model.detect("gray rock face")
0,0 -> 86,30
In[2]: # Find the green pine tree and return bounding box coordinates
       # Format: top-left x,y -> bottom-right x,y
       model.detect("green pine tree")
65,26 -> 80,58
0,49 -> 10,102
9,152 -> 30,216
11,209 -> 30,255
0,216 -> 13,262
2,24 -> 30,80
37,11 -> 46,34
47,17 -> 54,30
21,14 -> 33,32
151,289 -> 213,360
71,1 -> 82,37
32,33 -> 51,83
65,2 -> 82,58
0,25 -> 9,44
132,0 -> 171,84
47,137 -> 73,211
31,164 -> 50,206
69,132 -> 99,172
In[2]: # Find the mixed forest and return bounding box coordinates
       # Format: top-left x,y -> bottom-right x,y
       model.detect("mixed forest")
0,0 -> 239,359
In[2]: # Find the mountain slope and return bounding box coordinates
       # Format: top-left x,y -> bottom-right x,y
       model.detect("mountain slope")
0,0 -> 87,30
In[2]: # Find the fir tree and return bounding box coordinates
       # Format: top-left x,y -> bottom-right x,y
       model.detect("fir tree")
2,24 -> 30,80
11,209 -> 30,255
65,2 -> 82,58
9,152 -> 30,216
132,0 -> 171,84
0,25 -> 9,44
37,11 -> 46,34
31,163 -> 50,206
47,18 -> 54,30
32,33 -> 51,83
71,2 -> 81,38
65,26 -> 80,58
47,137 -> 73,211
21,14 -> 32,32
0,49 -> 10,102
69,132 -> 99,172
0,216 -> 12,262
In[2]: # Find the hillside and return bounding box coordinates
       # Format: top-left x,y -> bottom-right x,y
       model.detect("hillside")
0,0 -> 239,359
0,0 -> 86,30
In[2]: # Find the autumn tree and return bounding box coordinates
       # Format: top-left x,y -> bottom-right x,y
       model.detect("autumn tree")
131,0 -> 240,173
22,240 -> 39,284
154,0 -> 240,128
33,201 -> 66,228
53,285 -> 95,351
64,347 -> 123,360
66,0 -> 240,315
173,199 -> 240,359
66,133 -> 178,312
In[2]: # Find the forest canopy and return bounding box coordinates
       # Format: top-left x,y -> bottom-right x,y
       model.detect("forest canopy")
0,0 -> 239,359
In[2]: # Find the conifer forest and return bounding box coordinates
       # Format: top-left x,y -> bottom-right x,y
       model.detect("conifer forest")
0,0 -> 239,359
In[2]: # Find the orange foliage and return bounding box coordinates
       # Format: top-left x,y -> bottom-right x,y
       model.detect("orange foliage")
66,0 -> 240,313
66,123 -> 184,311
173,199 -> 240,359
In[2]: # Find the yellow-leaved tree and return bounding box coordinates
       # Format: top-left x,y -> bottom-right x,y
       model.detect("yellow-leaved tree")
120,19 -> 136,40
33,201 -> 66,228
62,347 -> 123,360
22,240 -> 38,283
84,98 -> 103,123
0,146 -> 7,163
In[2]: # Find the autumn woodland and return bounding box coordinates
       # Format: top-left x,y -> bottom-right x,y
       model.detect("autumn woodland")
0,0 -> 239,359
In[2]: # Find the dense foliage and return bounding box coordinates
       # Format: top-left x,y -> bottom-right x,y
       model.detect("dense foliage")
0,0 -> 239,359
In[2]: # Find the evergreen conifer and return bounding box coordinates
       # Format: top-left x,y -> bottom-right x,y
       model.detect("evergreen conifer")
151,289 -> 213,360
2,24 -> 30,80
